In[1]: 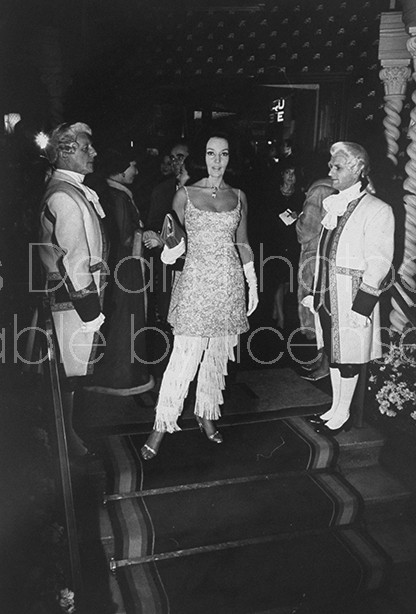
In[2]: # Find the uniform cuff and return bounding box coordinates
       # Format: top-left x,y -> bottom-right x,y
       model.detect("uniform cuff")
72,293 -> 101,322
352,288 -> 379,317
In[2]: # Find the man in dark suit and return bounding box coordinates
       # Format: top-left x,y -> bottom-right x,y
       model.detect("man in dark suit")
146,140 -> 190,233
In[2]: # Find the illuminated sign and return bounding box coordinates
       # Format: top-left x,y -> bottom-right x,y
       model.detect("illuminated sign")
269,99 -> 285,123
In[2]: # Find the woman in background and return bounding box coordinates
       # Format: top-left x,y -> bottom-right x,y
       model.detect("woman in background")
87,146 -> 154,400
263,161 -> 304,329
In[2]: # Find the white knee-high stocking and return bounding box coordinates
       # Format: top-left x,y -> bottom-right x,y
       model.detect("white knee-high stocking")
320,368 -> 341,421
325,374 -> 359,430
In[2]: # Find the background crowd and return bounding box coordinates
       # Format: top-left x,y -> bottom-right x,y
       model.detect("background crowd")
0,119 -> 401,460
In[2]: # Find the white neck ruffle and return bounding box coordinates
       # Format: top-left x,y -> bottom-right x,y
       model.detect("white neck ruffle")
321,182 -> 364,230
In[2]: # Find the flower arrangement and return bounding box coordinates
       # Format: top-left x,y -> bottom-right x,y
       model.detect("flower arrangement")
59,588 -> 76,613
367,330 -> 416,424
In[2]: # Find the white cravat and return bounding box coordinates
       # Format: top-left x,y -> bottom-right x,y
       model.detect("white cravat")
82,184 -> 106,219
56,169 -> 106,218
321,182 -> 364,230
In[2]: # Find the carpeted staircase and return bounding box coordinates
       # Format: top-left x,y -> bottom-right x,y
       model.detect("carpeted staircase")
81,375 -> 395,614
329,424 -> 416,614
75,367 -> 416,614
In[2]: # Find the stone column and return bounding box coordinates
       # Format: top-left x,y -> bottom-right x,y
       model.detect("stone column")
378,11 -> 416,333
392,30 -> 416,332
378,12 -> 411,166
379,65 -> 411,165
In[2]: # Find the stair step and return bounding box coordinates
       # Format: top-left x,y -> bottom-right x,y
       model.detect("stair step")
110,526 -> 389,614
367,516 -> 416,564
95,471 -> 361,558
85,414 -> 407,614
111,589 -> 408,614
337,423 -> 385,469
343,465 -> 412,521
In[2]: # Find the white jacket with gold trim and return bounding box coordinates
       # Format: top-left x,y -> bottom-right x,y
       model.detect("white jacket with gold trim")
313,192 -> 394,364
39,170 -> 107,377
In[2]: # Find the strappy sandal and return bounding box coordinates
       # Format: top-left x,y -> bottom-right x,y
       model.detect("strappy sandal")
141,431 -> 165,460
196,417 -> 223,444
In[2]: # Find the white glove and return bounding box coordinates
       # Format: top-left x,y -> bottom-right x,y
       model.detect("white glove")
161,238 -> 186,264
243,261 -> 259,317
81,312 -> 105,333
348,310 -> 370,328
301,295 -> 316,314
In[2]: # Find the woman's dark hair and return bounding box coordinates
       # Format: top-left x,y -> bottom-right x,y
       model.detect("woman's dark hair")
205,130 -> 232,153
278,159 -> 297,185
98,146 -> 135,176
202,130 -> 238,171
279,159 -> 297,174
192,129 -> 232,161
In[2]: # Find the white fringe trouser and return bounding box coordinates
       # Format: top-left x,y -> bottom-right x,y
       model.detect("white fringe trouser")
153,334 -> 238,433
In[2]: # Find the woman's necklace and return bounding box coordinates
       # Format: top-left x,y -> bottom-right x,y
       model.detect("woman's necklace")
207,179 -> 221,198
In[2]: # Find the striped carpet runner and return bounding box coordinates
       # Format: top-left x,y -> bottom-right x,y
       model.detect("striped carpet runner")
93,413 -> 390,613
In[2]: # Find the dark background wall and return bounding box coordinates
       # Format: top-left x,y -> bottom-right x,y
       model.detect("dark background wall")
0,0 -> 409,349
0,0 -> 402,160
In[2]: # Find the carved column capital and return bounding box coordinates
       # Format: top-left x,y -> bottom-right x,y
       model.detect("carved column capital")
378,13 -> 411,167
379,63 -> 410,165
379,65 -> 411,96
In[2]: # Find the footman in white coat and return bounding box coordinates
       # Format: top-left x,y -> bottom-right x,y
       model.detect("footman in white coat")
303,142 -> 395,433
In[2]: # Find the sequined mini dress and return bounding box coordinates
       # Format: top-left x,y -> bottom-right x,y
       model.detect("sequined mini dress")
168,187 -> 249,337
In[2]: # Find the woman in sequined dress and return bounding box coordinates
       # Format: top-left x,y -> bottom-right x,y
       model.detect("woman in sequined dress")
141,134 -> 258,459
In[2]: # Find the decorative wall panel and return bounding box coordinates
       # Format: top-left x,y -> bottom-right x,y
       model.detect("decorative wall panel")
125,0 -> 391,145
